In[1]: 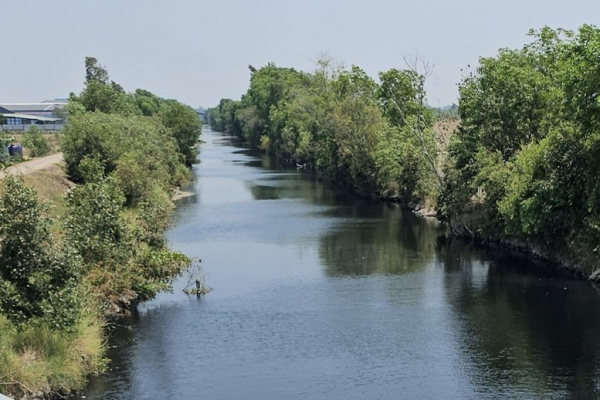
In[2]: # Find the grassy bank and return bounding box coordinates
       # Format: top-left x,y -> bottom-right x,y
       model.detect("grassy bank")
0,309 -> 105,399
0,57 -> 202,399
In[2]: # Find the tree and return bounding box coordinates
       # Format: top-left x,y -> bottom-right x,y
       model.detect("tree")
78,57 -> 139,114
85,57 -> 109,84
379,58 -> 443,190
159,100 -> 202,166
439,25 -> 600,273
62,112 -> 181,190
65,178 -> 128,266
0,177 -> 82,329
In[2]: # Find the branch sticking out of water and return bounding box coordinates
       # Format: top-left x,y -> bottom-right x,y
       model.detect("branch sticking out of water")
182,259 -> 211,297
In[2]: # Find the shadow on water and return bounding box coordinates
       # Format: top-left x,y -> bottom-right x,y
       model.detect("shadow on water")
247,183 -> 282,200
437,239 -> 600,398
319,205 -> 443,276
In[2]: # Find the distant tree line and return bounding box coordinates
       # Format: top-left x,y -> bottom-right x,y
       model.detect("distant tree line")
208,25 -> 600,276
207,59 -> 440,201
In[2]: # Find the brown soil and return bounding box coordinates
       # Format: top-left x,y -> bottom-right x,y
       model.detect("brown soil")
0,153 -> 64,180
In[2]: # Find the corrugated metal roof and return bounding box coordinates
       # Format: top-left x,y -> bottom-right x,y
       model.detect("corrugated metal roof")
1,113 -> 63,122
0,103 -> 64,113
42,99 -> 68,104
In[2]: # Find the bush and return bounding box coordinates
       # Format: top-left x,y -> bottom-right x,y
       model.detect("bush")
0,177 -> 82,330
498,130 -> 587,244
23,126 -> 51,157
62,112 -> 181,186
64,178 -> 128,267
375,125 -> 436,200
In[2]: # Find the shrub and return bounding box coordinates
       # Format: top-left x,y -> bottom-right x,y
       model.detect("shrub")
0,177 -> 82,330
64,178 -> 128,267
23,126 -> 51,157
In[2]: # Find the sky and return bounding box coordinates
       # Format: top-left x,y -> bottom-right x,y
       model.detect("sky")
2,0 -> 600,109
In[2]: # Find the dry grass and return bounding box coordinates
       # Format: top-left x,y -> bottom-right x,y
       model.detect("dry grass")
0,310 -> 106,399
433,119 -> 459,173
433,119 -> 459,150
0,163 -> 73,236
20,162 -> 74,218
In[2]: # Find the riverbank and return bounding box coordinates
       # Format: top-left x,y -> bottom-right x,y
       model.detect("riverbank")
0,158 -> 198,399
447,220 -> 598,282
208,30 -> 600,282
1,57 -> 204,400
81,127 -> 600,400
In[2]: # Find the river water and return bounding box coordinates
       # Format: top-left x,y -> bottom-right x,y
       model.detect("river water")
82,128 -> 600,399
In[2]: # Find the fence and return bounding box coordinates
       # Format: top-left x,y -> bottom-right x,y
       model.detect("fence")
1,124 -> 63,132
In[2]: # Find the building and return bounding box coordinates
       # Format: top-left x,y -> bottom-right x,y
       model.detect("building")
0,99 -> 66,117
0,99 -> 66,131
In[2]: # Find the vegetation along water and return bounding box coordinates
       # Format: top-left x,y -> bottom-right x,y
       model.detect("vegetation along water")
81,128 -> 600,399
2,24 -> 600,399
0,57 -> 201,399
208,25 -> 600,279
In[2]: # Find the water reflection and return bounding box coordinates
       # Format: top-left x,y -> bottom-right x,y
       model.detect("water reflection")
80,320 -> 135,399
248,183 -> 282,200
320,206 -> 443,276
81,129 -> 600,400
439,239 -> 600,398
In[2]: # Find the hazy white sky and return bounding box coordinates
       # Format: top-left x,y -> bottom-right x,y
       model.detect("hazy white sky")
1,1 -> 599,108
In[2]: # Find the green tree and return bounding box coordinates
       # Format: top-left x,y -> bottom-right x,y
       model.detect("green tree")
440,25 -> 600,273
65,178 -> 128,266
61,112 -> 182,196
0,177 -> 82,330
75,57 -> 139,115
159,100 -> 202,165
379,64 -> 442,190
85,57 -> 109,84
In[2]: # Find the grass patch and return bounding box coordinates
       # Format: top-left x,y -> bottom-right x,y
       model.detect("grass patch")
21,163 -> 75,218
0,304 -> 106,399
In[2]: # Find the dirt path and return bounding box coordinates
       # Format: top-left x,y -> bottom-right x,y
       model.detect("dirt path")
0,153 -> 64,179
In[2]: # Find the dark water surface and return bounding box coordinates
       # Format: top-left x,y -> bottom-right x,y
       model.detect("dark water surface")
82,128 -> 600,399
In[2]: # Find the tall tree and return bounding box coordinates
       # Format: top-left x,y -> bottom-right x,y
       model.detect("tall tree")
85,56 -> 109,84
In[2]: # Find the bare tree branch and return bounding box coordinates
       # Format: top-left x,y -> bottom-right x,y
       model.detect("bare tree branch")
385,95 -> 444,188
383,55 -> 444,189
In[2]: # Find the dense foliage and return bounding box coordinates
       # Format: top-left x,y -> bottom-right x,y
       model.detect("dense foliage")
209,26 -> 600,274
71,57 -> 202,166
0,57 -> 201,398
0,177 -> 82,330
61,57 -> 200,308
440,25 -> 600,272
207,61 -> 439,202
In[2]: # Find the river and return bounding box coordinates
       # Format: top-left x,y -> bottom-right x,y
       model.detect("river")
81,128 -> 600,399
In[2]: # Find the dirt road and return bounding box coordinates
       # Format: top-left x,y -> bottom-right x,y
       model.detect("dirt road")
0,153 -> 64,179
